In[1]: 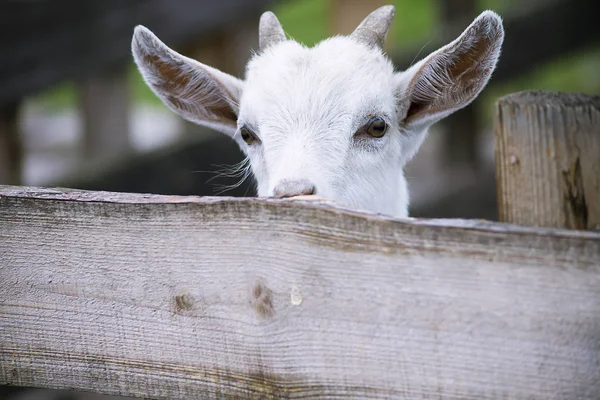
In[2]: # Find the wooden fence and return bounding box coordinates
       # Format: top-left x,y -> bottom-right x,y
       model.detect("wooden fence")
1,91 -> 599,399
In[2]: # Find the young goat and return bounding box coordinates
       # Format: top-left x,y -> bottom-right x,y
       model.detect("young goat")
132,6 -> 504,218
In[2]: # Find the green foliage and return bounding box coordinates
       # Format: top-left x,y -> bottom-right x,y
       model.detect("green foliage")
480,46 -> 600,119
392,0 -> 436,47
129,65 -> 162,105
274,0 -> 330,46
29,82 -> 77,111
532,48 -> 600,93
273,0 -> 436,49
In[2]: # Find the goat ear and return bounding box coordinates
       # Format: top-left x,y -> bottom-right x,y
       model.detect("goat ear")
132,26 -> 243,137
398,11 -> 504,129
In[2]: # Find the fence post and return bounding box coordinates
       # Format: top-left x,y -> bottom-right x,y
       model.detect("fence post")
494,91 -> 600,230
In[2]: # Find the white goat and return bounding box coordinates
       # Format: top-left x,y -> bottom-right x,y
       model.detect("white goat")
132,5 -> 504,218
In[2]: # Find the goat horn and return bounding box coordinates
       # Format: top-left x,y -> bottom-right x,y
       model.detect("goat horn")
259,11 -> 286,51
350,5 -> 395,49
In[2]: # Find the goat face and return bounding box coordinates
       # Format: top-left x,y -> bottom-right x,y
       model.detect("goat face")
132,6 -> 504,217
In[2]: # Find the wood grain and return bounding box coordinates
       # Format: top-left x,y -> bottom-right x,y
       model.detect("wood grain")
1,185 -> 599,399
495,91 -> 600,230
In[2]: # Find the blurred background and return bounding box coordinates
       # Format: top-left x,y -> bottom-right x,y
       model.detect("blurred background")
0,0 -> 598,397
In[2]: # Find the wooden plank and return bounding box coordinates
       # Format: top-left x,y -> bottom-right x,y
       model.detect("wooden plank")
495,91 -> 600,230
1,185 -> 599,399
78,67 -> 131,161
0,103 -> 22,185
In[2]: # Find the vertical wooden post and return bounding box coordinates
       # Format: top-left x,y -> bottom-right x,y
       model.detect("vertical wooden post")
78,67 -> 131,162
0,102 -> 22,185
495,91 -> 600,230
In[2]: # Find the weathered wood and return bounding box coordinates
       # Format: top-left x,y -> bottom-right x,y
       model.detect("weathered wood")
1,186 -> 599,399
495,91 -> 600,230
0,103 -> 22,185
78,67 -> 131,161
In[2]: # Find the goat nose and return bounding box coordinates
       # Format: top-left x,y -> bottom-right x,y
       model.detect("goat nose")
273,179 -> 317,198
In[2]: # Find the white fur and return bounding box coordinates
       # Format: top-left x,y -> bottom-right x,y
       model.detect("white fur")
132,7 -> 504,218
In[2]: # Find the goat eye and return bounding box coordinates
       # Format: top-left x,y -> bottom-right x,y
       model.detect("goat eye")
367,117 -> 387,138
240,126 -> 257,145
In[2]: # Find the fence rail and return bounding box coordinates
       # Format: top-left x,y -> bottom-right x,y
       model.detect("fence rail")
1,186 -> 599,399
